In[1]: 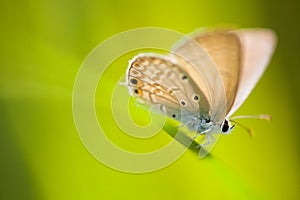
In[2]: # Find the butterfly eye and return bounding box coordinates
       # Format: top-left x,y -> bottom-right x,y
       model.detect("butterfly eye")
180,100 -> 187,106
221,119 -> 232,135
172,114 -> 176,118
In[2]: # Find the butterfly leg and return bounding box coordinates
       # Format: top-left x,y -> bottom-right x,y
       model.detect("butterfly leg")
192,132 -> 201,141
192,134 -> 203,149
192,128 -> 210,141
195,137 -> 209,149
195,136 -> 213,150
194,128 -> 212,148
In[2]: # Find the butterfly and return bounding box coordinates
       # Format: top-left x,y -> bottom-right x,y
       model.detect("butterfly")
125,28 -> 276,158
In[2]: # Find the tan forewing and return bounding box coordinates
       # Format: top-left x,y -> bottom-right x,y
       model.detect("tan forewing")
171,30 -> 240,119
193,31 -> 241,114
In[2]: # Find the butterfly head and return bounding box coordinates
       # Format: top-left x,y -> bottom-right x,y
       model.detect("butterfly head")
220,118 -> 235,135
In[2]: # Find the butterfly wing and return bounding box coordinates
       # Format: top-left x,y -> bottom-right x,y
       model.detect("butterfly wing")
172,30 -> 241,116
227,29 -> 277,117
172,28 -> 276,158
126,53 -> 211,127
194,31 -> 241,114
172,30 -> 242,158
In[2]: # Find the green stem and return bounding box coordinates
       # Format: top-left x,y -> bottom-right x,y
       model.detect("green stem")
163,118 -> 210,157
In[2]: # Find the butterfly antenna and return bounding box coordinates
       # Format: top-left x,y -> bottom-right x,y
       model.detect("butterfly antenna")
229,114 -> 271,138
229,119 -> 254,138
230,114 -> 272,121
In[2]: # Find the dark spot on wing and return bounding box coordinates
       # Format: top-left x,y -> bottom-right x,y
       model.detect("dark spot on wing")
180,100 -> 186,106
193,95 -> 199,101
181,75 -> 188,80
130,78 -> 138,85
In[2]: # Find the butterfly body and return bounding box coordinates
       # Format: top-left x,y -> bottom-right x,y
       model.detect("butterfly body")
125,28 -> 276,157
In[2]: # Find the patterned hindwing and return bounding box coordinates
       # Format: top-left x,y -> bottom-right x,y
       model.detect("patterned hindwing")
126,53 -> 210,123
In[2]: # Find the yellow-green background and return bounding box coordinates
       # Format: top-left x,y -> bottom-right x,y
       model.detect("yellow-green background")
1,0 -> 300,199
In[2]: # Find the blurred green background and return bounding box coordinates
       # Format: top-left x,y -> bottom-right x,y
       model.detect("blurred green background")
1,0 -> 300,199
